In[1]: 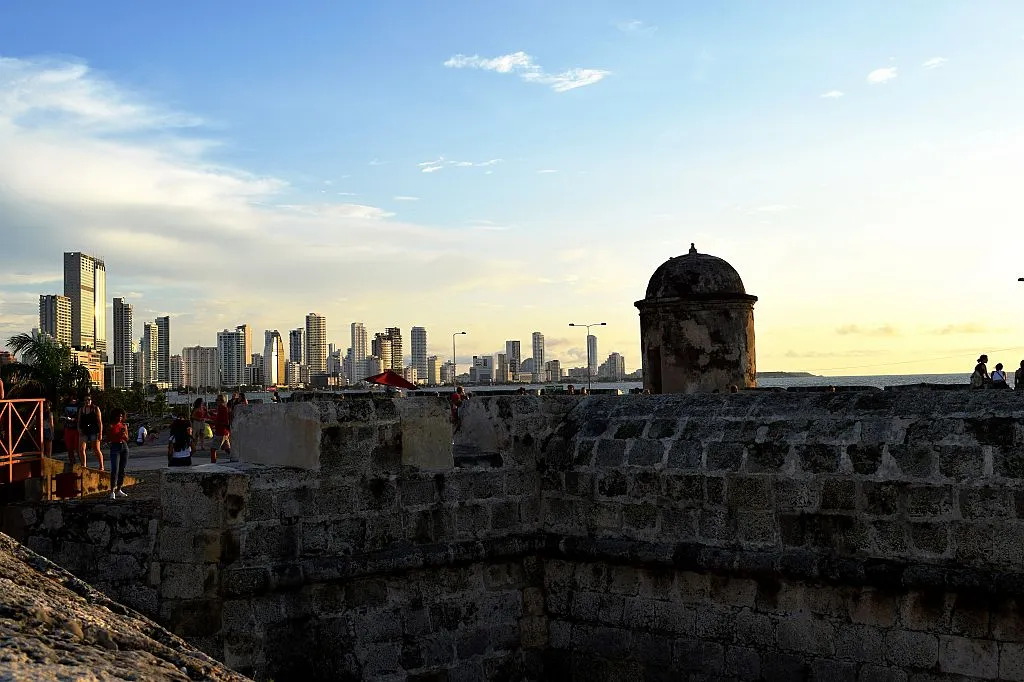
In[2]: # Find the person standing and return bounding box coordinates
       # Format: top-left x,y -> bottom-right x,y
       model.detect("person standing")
62,396 -> 80,464
211,394 -> 232,463
190,398 -> 208,450
77,394 -> 104,470
42,401 -> 54,457
107,409 -> 130,498
1015,361 -> 1024,391
449,385 -> 467,444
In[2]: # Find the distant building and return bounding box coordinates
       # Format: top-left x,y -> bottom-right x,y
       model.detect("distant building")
440,360 -> 454,385
351,322 -> 368,382
598,352 -> 626,380
216,328 -> 247,387
305,313 -> 327,374
289,328 -> 304,364
587,334 -> 598,377
495,353 -> 510,383
505,340 -> 521,381
156,316 -> 170,383
532,332 -> 545,382
545,360 -> 562,382
70,348 -> 105,389
365,355 -> 383,377
141,322 -> 159,385
263,330 -> 285,387
39,294 -> 72,347
183,346 -> 217,389
371,335 -> 393,371
427,355 -> 441,385
520,358 -> 535,377
64,252 -> 106,358
403,366 -> 418,384
169,355 -> 185,388
284,361 -> 301,387
112,298 -> 133,387
248,353 -> 264,386
385,327 -> 403,373
470,355 -> 494,383
411,327 -> 427,381
132,349 -> 142,388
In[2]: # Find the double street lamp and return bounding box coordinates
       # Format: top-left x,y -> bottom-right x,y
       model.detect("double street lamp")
569,322 -> 606,393
452,332 -> 467,386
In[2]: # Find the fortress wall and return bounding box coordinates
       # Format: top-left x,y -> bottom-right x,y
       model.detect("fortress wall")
7,392 -> 1024,680
539,390 -> 1024,680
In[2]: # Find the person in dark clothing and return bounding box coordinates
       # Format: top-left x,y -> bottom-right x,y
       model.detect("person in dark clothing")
77,394 -> 104,470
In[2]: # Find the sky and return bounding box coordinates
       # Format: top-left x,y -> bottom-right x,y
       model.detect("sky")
2,1 -> 1024,376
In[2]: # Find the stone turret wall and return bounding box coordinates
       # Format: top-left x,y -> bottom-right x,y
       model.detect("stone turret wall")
7,391 -> 1024,681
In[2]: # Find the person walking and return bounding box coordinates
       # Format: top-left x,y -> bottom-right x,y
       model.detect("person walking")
107,409 -> 130,498
77,394 -> 104,470
211,394 -> 232,463
62,395 -> 80,464
190,398 -> 208,450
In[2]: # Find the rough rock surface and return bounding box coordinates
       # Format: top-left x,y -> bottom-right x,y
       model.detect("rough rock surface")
0,532 -> 249,682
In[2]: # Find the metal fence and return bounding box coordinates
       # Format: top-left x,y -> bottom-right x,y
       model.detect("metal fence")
0,398 -> 44,484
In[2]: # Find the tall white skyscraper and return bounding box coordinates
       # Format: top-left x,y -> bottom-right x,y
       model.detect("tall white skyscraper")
39,295 -> 72,347
289,328 -> 304,364
411,326 -> 427,381
427,355 -> 441,385
64,252 -> 106,357
263,330 -> 285,387
505,340 -> 521,381
183,346 -> 218,389
141,322 -> 160,385
305,313 -> 327,374
169,355 -> 185,388
351,322 -> 368,380
372,334 -> 394,371
156,316 -> 170,383
532,332 -> 545,382
112,298 -> 133,387
587,334 -> 598,377
217,328 -> 246,387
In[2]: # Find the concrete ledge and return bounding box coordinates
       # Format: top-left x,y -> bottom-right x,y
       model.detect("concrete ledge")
232,403 -> 323,469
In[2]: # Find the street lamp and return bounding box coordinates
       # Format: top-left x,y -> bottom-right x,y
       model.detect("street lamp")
569,322 -> 607,393
452,332 -> 467,387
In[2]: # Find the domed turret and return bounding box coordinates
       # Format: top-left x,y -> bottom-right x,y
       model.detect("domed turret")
635,245 -> 757,394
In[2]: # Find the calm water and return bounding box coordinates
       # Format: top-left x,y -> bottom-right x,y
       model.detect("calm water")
165,373 -> 984,405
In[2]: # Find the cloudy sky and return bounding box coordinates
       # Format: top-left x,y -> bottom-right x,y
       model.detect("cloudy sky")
2,1 -> 1024,376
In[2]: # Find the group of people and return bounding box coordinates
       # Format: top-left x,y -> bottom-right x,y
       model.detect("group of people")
971,354 -> 1024,390
166,392 -> 246,467
47,394 -> 135,499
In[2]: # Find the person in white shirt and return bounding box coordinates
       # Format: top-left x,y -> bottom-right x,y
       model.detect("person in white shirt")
166,416 -> 193,467
136,424 -> 148,446
992,363 -> 1009,389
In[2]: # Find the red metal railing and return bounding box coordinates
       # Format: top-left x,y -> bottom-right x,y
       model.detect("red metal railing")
0,398 -> 44,484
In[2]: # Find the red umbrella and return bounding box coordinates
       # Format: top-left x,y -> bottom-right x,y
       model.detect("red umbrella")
363,369 -> 419,390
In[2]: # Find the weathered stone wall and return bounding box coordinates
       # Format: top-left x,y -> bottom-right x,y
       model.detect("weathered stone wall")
8,391 -> 1024,681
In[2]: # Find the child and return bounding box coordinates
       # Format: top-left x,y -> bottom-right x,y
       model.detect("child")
136,423 -> 148,446
107,409 -> 130,499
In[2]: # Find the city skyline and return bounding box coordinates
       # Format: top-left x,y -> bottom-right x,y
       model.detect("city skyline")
3,3 -> 1023,376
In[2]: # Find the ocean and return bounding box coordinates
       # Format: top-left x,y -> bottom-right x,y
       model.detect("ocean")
164,373 -> 985,405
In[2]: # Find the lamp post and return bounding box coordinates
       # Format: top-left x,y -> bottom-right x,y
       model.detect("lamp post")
569,322 -> 606,393
452,332 -> 467,387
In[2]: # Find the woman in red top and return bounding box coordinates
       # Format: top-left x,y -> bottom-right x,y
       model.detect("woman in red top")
211,394 -> 231,463
107,408 -> 130,499
191,398 -> 209,450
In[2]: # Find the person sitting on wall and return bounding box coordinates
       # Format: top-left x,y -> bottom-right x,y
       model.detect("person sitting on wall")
167,415 -> 193,467
992,363 -> 1010,389
1015,361 -> 1024,391
970,354 -> 990,389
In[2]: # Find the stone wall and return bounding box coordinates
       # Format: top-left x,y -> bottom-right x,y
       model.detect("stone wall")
7,391 -> 1024,681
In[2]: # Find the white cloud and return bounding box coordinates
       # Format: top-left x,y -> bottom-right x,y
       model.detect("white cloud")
867,67 -> 898,84
417,156 -> 503,173
368,158 -> 386,166
536,169 -> 558,174
393,195 -> 419,201
616,20 -> 657,34
922,57 -> 948,69
278,203 -> 395,219
820,90 -> 844,99
443,51 -> 610,92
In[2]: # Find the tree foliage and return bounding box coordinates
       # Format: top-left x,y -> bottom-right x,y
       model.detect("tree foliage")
2,334 -> 93,404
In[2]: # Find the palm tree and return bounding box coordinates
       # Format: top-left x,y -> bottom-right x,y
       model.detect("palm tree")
2,334 -> 93,404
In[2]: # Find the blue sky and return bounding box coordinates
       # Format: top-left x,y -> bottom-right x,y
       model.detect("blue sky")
2,1 -> 1024,373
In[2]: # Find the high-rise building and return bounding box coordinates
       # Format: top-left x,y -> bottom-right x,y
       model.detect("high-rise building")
111,298 -> 133,387
263,330 -> 285,387
411,327 -> 427,382
351,322 -> 368,381
495,353 -> 510,383
427,356 -> 441,385
545,360 -> 562,382
598,352 -> 626,380
141,322 -> 160,385
440,360 -> 455,385
505,340 -> 521,381
470,355 -> 494,383
132,348 -> 142,388
70,348 -> 105,388
183,346 -> 218,388
248,354 -> 264,386
365,355 -> 383,376
289,328 -> 304,364
63,252 -> 106,357
305,313 -> 327,374
372,334 -> 394,371
237,324 -> 253,365
385,327 -> 403,373
156,316 -> 170,383
169,355 -> 185,388
216,328 -> 246,387
532,332 -> 545,382
587,334 -> 598,377
39,295 -> 72,347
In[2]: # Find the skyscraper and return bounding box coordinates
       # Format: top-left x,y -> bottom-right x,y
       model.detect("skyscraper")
505,340 -> 521,381
183,346 -> 218,389
156,316 -> 170,383
305,313 -> 327,374
112,298 -> 133,387
169,355 -> 185,388
532,332 -> 545,382
237,324 -> 253,364
385,327 -> 403,373
63,252 -> 106,357
372,334 -> 394,371
141,322 -> 159,385
217,328 -> 246,387
351,322 -> 368,381
587,334 -> 598,377
411,326 -> 427,382
289,328 -> 304,364
263,330 -> 285,387
39,295 -> 72,347
427,355 -> 440,385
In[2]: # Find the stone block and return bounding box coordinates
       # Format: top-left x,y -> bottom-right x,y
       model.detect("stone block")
796,443 -> 841,473
959,486 -> 1012,519
937,445 -> 984,479
745,441 -> 789,473
1001,643 -> 1024,681
737,510 -> 776,546
706,476 -> 726,504
776,479 -> 820,512
549,619 -> 572,649
776,615 -> 835,656
889,444 -> 936,478
725,646 -> 761,681
653,600 -> 696,635
629,470 -> 660,498
594,439 -> 627,467
734,610 -> 774,648
811,659 -> 857,682
862,481 -> 902,517
674,638 -> 724,673
761,652 -> 808,682
857,665 -> 908,682
847,588 -> 898,628
597,471 -> 628,497
663,473 -> 703,504
564,471 -> 594,496
910,523 -> 949,556
359,641 -> 403,676
872,521 -> 909,555
627,439 -> 665,466
884,630 -> 938,668
835,623 -> 885,663
396,399 -> 453,470
707,442 -> 744,471
632,632 -> 673,667
820,479 -> 857,511
161,562 -> 217,600
622,596 -> 657,630
949,592 -> 989,638
623,504 -> 657,533
233,402 -> 323,469
937,635 -> 998,678
848,443 -> 884,475
666,439 -> 702,469
727,475 -> 773,509
698,506 -> 736,541
694,605 -> 735,641
906,485 -> 955,519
